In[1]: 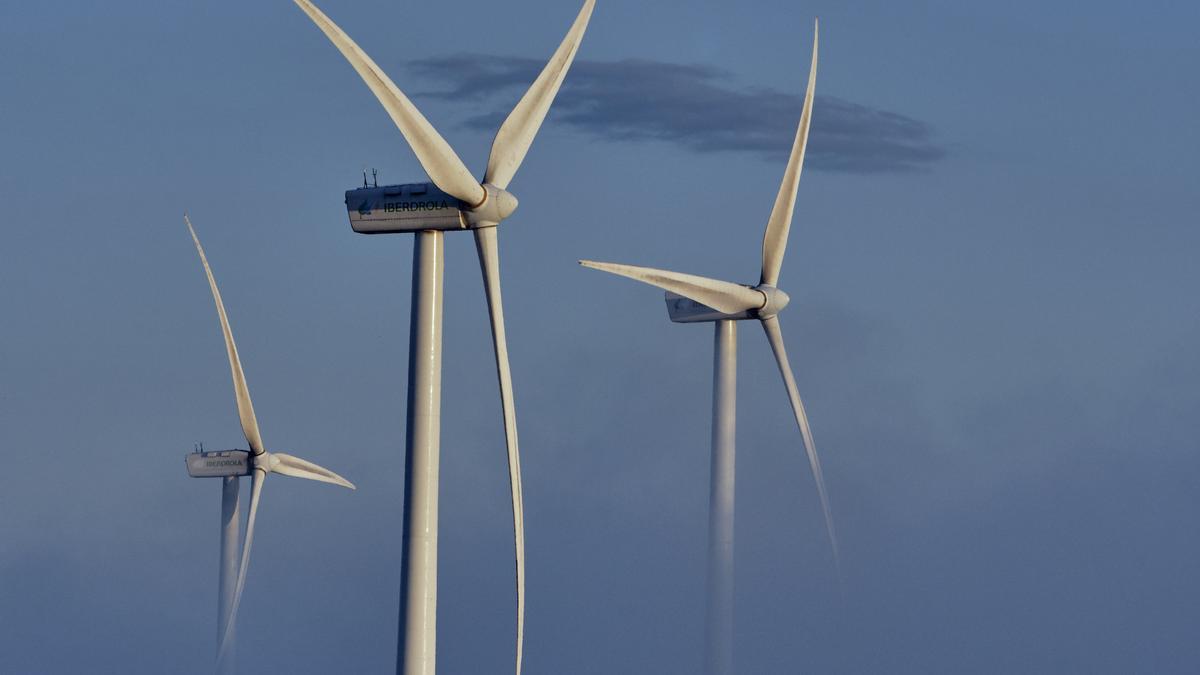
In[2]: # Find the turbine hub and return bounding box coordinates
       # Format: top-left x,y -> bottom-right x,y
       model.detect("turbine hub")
755,285 -> 790,318
493,188 -> 519,220
252,451 -> 275,473
468,183 -> 519,226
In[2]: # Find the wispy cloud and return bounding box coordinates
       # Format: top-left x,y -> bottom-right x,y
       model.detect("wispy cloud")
408,55 -> 945,173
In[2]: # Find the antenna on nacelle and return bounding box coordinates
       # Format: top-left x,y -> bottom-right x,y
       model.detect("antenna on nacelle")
362,168 -> 379,188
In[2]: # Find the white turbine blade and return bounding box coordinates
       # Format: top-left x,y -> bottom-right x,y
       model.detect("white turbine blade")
293,0 -> 486,206
759,20 -> 818,288
579,260 -> 764,315
484,0 -> 595,190
269,452 -> 356,490
217,469 -> 266,663
760,316 -> 839,566
186,216 -> 265,456
473,227 -> 526,675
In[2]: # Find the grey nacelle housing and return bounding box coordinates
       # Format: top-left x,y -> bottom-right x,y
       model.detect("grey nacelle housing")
186,450 -> 253,478
345,182 -> 468,234
665,292 -> 760,323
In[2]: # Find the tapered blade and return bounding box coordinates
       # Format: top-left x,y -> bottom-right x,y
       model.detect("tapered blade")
186,216 -> 265,456
759,20 -> 818,288
484,0 -> 595,190
760,316 -> 839,565
293,0 -> 486,206
579,260 -> 764,315
217,469 -> 266,664
473,227 -> 526,675
269,452 -> 356,490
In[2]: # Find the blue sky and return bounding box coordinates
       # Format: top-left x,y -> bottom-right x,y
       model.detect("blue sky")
1,1 -> 1198,673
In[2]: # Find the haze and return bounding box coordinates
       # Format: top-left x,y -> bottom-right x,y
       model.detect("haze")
1,1 -> 1198,673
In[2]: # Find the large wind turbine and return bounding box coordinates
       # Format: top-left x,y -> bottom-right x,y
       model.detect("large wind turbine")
182,216 -> 355,674
580,22 -> 831,675
290,1 -> 594,674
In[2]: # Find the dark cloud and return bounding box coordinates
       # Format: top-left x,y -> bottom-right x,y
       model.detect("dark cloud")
408,55 -> 946,173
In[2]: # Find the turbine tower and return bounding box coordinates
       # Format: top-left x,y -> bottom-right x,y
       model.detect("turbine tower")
580,23 -> 833,675
182,216 -> 356,674
291,1 -> 594,673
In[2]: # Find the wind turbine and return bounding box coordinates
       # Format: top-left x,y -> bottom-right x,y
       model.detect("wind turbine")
580,22 -> 832,675
290,1 -> 595,673
182,216 -> 355,674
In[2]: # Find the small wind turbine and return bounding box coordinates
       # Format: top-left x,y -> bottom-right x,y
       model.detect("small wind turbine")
580,22 -> 832,675
182,216 -> 355,673
291,1 -> 594,674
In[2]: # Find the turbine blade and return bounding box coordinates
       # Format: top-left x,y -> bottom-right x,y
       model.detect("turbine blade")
759,20 -> 818,288
484,0 -> 595,190
293,0 -> 486,205
217,469 -> 266,664
186,216 -> 265,456
760,316 -> 839,566
473,227 -> 526,675
269,452 -> 356,490
579,260 -> 764,315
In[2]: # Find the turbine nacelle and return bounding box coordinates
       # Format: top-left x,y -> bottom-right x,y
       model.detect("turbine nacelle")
579,260 -> 795,324
662,284 -> 791,323
186,449 -> 252,478
346,182 -> 519,234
